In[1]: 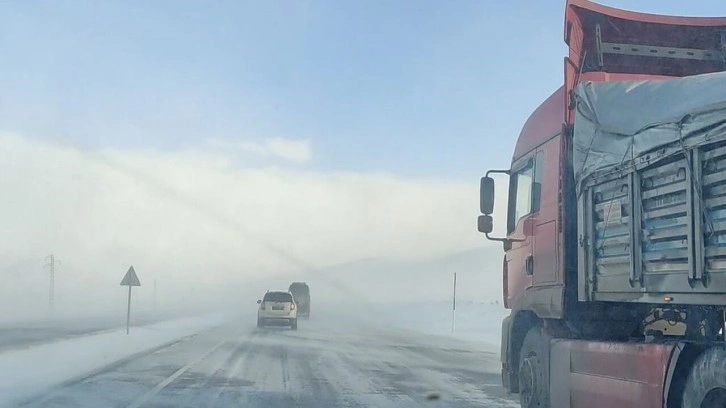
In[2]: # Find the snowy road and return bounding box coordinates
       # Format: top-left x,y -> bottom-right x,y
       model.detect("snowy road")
16,309 -> 517,408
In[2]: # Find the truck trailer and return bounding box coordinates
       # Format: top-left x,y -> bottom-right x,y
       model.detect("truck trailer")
288,282 -> 310,318
477,1 -> 726,407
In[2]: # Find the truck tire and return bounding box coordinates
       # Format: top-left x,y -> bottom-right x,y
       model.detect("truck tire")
291,318 -> 298,330
682,347 -> 726,408
518,327 -> 549,408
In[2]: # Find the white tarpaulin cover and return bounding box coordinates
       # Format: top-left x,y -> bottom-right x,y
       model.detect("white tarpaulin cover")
573,71 -> 726,194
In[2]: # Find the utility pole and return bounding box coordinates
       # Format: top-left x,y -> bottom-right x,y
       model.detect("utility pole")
44,254 -> 57,317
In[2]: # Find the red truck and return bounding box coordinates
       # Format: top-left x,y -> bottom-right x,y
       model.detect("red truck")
478,1 -> 726,407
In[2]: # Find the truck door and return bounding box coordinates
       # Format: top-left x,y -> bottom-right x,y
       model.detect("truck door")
505,157 -> 537,304
532,144 -> 559,285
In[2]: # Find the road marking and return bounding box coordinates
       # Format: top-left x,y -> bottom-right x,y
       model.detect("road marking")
124,338 -> 229,408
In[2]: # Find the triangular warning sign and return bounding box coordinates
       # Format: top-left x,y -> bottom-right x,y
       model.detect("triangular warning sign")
120,266 -> 141,287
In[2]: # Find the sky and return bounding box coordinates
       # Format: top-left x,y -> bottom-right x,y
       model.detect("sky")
3,0 -> 722,178
0,0 -> 724,316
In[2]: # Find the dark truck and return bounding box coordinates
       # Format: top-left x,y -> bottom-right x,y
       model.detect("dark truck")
288,282 -> 310,318
477,1 -> 726,407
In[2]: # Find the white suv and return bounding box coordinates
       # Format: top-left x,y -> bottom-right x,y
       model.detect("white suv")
257,291 -> 297,330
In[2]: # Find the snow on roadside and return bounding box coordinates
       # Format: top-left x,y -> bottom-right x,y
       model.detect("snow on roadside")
317,300 -> 508,351
0,314 -> 227,406
377,301 -> 508,349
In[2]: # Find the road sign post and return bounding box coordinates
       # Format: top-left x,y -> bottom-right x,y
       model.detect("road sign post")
452,272 -> 457,335
120,266 -> 141,335
126,286 -> 132,334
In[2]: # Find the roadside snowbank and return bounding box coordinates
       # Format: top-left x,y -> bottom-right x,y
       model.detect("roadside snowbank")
0,314 -> 226,406
376,301 -> 507,348
316,300 -> 507,350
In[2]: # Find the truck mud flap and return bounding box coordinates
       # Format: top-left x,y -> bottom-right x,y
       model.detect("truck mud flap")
549,339 -> 675,408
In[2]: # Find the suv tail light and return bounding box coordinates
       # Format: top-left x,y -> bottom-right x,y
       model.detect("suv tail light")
290,303 -> 296,310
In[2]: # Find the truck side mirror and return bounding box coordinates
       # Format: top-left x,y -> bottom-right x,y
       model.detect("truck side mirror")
478,215 -> 493,234
480,177 -> 495,215
257,299 -> 262,304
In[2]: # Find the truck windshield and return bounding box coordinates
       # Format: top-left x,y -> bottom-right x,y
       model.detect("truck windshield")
508,166 -> 533,233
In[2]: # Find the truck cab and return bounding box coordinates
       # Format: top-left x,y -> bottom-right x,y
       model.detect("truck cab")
478,1 -> 726,407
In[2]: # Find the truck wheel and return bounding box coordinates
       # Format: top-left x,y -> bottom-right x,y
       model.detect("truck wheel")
291,319 -> 298,330
682,347 -> 726,408
518,327 -> 549,408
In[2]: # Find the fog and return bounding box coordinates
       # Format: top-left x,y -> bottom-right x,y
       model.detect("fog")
0,132 -> 509,323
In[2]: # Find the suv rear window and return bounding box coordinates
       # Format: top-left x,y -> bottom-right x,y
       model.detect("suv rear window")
263,292 -> 292,302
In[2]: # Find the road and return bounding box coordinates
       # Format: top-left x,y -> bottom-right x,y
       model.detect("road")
15,310 -> 517,408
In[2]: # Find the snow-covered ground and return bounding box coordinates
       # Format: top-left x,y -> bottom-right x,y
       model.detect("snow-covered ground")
0,311 -> 200,352
313,300 -> 508,349
378,301 -> 508,348
0,314 -> 227,406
